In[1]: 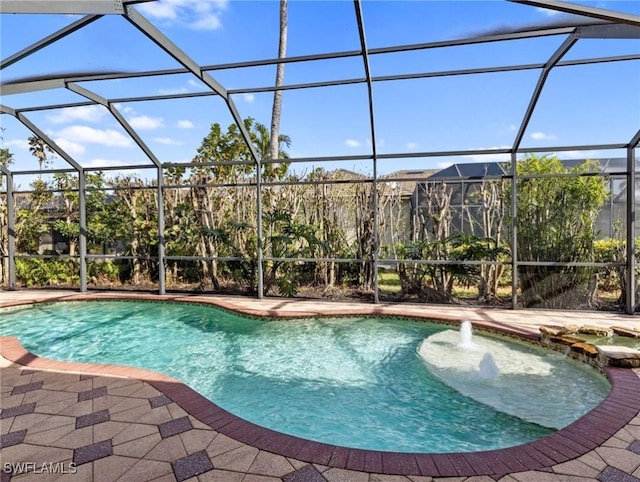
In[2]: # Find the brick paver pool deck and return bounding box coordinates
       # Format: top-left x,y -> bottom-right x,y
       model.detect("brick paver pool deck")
1,290 -> 640,482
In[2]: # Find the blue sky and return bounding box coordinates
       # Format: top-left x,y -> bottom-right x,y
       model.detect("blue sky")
1,0 -> 639,184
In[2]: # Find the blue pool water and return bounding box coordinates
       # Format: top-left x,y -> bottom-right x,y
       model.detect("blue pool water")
0,301 -> 610,453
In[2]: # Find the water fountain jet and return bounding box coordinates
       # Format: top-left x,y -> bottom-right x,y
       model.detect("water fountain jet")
459,321 -> 500,379
459,320 -> 477,350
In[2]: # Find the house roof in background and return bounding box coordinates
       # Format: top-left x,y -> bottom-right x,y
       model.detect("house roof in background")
382,169 -> 439,196
427,157 -> 627,180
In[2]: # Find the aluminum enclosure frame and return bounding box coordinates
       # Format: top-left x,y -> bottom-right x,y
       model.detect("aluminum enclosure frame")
1,0 -> 639,312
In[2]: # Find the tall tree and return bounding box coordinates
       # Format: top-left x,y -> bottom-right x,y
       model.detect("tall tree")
0,130 -> 13,169
269,0 -> 288,162
507,154 -> 608,308
108,175 -> 158,285
28,136 -> 54,174
15,178 -> 53,255
51,172 -> 108,256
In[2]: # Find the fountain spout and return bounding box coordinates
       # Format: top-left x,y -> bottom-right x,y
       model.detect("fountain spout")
459,320 -> 477,350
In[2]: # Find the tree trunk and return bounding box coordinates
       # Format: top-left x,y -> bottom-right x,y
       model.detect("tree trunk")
269,0 -> 288,162
123,191 -> 142,285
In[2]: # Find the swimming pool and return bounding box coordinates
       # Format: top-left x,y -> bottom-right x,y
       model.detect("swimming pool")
0,300 -> 610,453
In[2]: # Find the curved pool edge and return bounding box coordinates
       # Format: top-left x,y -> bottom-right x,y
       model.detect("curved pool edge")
0,291 -> 542,340
1,297 -> 639,477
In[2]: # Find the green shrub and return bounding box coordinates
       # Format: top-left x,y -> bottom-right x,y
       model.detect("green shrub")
507,155 -> 608,308
87,260 -> 120,285
593,238 -> 624,293
16,258 -> 79,287
593,238 -> 640,307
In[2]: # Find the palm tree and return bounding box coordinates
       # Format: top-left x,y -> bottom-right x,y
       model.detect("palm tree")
28,136 -> 54,175
254,121 -> 290,180
269,0 -> 288,163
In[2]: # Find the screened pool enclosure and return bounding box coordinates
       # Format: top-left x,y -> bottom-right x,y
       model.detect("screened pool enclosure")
1,0 -> 639,312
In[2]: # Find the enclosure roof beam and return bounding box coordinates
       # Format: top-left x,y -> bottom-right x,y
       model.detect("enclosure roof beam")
2,68 -> 188,87
8,112 -> 83,171
6,101 -> 96,113
561,53 -> 640,66
354,0 -> 377,164
66,82 -> 162,168
512,33 -> 578,151
354,0 -> 380,303
1,15 -> 102,70
0,24 -> 583,91
7,49 -> 636,106
0,79 -> 66,96
577,23 -> 640,39
369,26 -> 581,54
14,163 -> 155,176
123,6 -> 227,98
508,0 -> 640,27
0,0 -> 152,15
123,5 -> 261,165
9,168 -> 79,176
630,129 -> 640,149
2,142 -> 628,178
195,25 -> 579,70
0,104 -> 16,117
515,142 -> 627,154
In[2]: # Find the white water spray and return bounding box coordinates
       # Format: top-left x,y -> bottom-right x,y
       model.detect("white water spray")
459,320 -> 477,350
459,321 -> 500,379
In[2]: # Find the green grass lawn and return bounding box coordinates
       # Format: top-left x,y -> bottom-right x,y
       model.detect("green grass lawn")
377,270 -> 620,304
378,271 -> 401,293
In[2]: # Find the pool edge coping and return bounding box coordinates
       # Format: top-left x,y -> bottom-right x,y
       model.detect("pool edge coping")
1,295 -> 639,478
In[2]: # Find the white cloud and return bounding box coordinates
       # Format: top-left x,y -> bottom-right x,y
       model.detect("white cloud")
555,150 -> 603,160
535,7 -> 561,16
83,159 -> 130,169
136,2 -> 178,20
83,159 -> 145,179
243,93 -> 255,103
47,105 -> 106,124
406,142 -> 418,149
192,15 -> 222,30
112,104 -> 134,114
127,115 -> 165,130
530,131 -> 557,141
3,139 -> 29,150
158,86 -> 189,95
54,138 -> 86,156
54,126 -> 133,147
153,137 -> 182,145
137,0 -> 228,30
158,79 -> 205,96
461,146 -> 511,163
345,139 -> 360,148
462,153 -> 511,163
177,120 -> 194,129
3,137 -> 84,159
